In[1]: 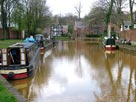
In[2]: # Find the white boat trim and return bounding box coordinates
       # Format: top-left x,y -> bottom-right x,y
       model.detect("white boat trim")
0,69 -> 27,74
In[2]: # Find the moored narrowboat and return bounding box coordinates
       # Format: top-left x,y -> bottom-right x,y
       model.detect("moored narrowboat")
0,42 -> 40,80
103,37 -> 117,50
35,34 -> 45,54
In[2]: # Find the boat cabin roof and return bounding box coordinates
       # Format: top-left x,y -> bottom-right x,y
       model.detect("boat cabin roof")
8,42 -> 35,49
35,34 -> 45,41
35,34 -> 44,37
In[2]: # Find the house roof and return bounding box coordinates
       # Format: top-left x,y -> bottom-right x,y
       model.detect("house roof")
124,21 -> 131,26
62,25 -> 68,29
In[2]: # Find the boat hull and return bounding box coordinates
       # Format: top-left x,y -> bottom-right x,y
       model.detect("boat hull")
0,65 -> 35,80
2,73 -> 28,80
40,47 -> 45,54
105,45 -> 116,50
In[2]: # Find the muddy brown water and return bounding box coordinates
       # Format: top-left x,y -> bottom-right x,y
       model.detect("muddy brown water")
10,41 -> 136,102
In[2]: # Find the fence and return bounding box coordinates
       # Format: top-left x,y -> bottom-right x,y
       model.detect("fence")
120,30 -> 136,42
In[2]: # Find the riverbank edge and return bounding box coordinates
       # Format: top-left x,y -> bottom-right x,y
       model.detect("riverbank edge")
0,75 -> 26,102
117,43 -> 136,54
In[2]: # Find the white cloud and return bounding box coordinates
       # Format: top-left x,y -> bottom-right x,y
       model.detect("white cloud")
46,0 -> 96,17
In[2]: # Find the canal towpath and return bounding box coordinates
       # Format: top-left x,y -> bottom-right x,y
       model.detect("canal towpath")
117,43 -> 136,54
0,74 -> 26,102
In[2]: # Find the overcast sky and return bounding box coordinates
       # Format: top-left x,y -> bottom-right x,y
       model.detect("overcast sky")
46,0 -> 96,17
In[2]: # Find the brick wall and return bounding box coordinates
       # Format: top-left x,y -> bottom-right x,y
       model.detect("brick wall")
120,30 -> 136,41
0,28 -> 22,39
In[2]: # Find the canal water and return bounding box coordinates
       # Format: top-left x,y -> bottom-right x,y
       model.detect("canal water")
10,41 -> 136,102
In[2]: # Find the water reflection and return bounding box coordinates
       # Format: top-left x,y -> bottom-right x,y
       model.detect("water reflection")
10,41 -> 136,102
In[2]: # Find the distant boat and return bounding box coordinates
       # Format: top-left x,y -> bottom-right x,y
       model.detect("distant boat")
35,34 -> 45,53
103,37 -> 117,50
0,42 -> 40,80
35,34 -> 57,54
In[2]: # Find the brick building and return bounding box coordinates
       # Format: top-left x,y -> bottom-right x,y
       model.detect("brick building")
74,21 -> 89,38
0,22 -> 23,39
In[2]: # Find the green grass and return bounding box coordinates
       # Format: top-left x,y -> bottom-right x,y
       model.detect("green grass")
0,39 -> 23,48
55,36 -> 71,41
0,81 -> 17,102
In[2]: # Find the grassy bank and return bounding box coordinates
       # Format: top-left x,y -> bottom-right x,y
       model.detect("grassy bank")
0,81 -> 17,102
55,36 -> 71,41
0,39 -> 23,48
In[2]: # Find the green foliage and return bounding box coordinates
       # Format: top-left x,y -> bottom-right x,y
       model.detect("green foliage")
68,25 -> 73,34
61,34 -> 70,37
11,2 -> 25,31
10,0 -> 52,36
0,39 -> 23,48
0,81 -> 17,102
56,36 -> 71,41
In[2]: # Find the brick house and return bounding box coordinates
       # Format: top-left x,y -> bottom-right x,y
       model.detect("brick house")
62,25 -> 68,34
120,21 -> 132,31
74,21 -> 89,38
89,24 -> 104,35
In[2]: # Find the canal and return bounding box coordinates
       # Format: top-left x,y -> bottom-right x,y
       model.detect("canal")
10,41 -> 136,102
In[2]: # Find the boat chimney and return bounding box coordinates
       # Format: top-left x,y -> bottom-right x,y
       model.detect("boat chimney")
108,24 -> 111,38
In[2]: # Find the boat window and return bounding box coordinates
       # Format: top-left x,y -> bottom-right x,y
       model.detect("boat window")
9,48 -> 20,65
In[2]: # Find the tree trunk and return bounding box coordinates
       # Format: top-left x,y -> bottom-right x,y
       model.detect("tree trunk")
105,0 -> 114,35
129,0 -> 134,29
1,1 -> 8,39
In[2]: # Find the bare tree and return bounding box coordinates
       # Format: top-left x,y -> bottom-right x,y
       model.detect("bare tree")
105,0 -> 114,27
114,0 -> 128,27
75,1 -> 82,20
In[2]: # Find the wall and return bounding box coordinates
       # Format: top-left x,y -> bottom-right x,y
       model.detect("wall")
120,30 -> 136,41
0,28 -> 22,39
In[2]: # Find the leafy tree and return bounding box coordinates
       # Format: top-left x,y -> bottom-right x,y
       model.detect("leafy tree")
0,0 -> 18,39
11,2 -> 25,38
11,0 -> 52,37
68,25 -> 73,34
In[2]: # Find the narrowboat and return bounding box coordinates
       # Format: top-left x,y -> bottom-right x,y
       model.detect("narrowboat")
0,42 -> 40,80
103,37 -> 117,50
35,34 -> 45,54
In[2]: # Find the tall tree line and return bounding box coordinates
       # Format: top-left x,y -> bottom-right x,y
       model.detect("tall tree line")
85,0 -> 136,34
0,0 -> 51,39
